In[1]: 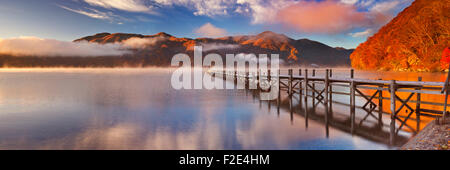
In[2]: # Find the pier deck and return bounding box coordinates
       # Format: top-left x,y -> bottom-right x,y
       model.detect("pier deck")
210,68 -> 450,146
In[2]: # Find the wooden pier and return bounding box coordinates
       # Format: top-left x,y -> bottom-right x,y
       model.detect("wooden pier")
210,68 -> 450,146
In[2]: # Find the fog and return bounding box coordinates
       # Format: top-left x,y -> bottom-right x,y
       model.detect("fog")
0,36 -> 130,57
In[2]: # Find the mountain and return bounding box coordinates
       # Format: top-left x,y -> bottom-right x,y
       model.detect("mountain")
0,31 -> 353,67
350,0 -> 450,72
74,31 -> 352,67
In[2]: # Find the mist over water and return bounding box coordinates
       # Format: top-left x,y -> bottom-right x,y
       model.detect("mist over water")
0,68 -> 445,149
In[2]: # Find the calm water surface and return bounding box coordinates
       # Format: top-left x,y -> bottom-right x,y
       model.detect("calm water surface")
0,68 -> 446,149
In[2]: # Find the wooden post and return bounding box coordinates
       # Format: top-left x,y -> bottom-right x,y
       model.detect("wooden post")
267,69 -> 271,92
234,70 -> 237,84
378,79 -> 383,127
443,89 -> 448,124
245,71 -> 249,89
325,69 -> 329,106
442,64 -> 450,124
350,69 -> 354,79
350,67 -> 355,133
350,80 -> 356,134
390,80 -> 397,145
223,70 -> 226,79
304,69 -> 309,110
416,77 -> 422,131
329,69 -> 333,112
299,69 -> 303,97
325,69 -> 329,137
277,69 -> 281,115
257,69 -> 260,90
304,69 -> 309,129
288,69 -> 293,115
288,69 -> 293,96
312,69 -> 316,105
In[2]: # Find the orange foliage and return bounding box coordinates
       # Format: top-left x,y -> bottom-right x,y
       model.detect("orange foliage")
350,0 -> 450,72
288,48 -> 298,60
440,47 -> 450,70
183,40 -> 196,50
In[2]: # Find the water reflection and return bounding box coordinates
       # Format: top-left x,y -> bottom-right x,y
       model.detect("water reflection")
0,68 -> 443,149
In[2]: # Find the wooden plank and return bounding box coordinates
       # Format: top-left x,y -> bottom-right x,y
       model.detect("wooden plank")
420,108 -> 444,115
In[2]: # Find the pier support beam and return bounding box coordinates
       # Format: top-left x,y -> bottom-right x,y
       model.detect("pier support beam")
378,80 -> 383,127
304,69 -> 309,109
299,69 -> 303,97
312,69 -> 316,106
390,80 -> 397,145
277,69 -> 281,116
288,69 -> 294,124
325,69 -> 329,107
329,69 -> 333,114
350,80 -> 356,134
416,77 -> 422,131
234,70 -> 237,84
304,69 -> 309,129
245,71 -> 249,89
350,69 -> 354,79
325,69 -> 330,138
256,70 -> 259,90
288,69 -> 293,96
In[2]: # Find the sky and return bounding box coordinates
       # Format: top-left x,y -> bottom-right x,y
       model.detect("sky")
0,0 -> 414,49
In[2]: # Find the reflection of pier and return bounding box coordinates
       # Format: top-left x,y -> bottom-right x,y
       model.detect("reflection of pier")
210,69 -> 449,146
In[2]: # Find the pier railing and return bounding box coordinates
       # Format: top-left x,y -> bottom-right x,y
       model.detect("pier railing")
209,68 -> 449,145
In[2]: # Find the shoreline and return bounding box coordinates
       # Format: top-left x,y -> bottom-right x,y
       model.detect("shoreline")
401,119 -> 449,150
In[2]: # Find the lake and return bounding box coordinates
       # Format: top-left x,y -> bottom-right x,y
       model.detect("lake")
0,68 -> 446,149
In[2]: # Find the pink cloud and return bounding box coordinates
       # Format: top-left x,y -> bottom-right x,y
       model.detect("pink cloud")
194,23 -> 227,38
276,0 -> 389,34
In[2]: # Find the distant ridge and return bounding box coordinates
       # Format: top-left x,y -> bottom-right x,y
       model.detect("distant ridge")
0,31 -> 353,68
74,31 -> 353,67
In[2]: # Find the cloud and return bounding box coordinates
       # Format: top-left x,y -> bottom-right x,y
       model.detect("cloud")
340,0 -> 358,5
154,0 -> 234,17
0,36 -> 129,57
58,5 -> 127,24
121,36 -> 167,48
358,0 -> 376,7
236,0 -> 294,24
63,0 -> 412,35
370,0 -> 403,14
59,5 -> 110,20
83,0 -> 157,14
194,23 -> 227,38
348,28 -> 374,37
275,0 -> 391,34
